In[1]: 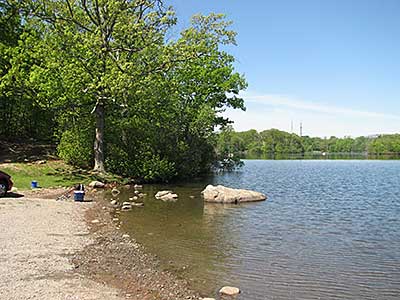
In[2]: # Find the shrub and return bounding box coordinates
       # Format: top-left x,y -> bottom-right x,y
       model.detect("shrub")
58,128 -> 93,168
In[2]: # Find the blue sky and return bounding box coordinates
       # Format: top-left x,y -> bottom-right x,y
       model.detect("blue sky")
170,0 -> 400,137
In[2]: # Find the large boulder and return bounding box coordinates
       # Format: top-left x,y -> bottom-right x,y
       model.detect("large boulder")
202,185 -> 266,204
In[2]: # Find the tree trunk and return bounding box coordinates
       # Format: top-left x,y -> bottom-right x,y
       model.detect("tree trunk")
93,102 -> 105,172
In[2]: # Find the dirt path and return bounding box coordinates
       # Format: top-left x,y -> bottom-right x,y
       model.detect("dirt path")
0,195 -> 123,300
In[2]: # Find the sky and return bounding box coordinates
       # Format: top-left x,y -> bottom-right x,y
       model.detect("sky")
169,0 -> 400,137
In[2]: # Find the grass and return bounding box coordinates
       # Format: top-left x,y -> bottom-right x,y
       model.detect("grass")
1,160 -> 125,190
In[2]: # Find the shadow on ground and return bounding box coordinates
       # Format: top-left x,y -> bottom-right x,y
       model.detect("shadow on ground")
3,192 -> 24,198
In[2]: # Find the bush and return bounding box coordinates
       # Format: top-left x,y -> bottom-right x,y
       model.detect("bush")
58,128 -> 93,168
140,155 -> 177,183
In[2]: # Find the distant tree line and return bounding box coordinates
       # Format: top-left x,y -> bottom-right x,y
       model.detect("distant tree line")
216,127 -> 400,158
0,0 -> 247,182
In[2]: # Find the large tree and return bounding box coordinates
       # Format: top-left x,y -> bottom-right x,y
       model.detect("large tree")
18,0 -> 176,172
3,1 -> 248,180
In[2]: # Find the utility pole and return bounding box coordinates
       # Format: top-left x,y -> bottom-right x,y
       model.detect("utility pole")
299,122 -> 303,137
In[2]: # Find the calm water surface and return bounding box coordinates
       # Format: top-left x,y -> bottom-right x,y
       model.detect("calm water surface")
111,160 -> 400,299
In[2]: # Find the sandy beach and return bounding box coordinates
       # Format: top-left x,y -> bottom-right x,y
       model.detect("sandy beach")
0,189 -> 199,300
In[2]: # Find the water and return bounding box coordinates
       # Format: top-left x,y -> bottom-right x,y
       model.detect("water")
110,160 -> 400,299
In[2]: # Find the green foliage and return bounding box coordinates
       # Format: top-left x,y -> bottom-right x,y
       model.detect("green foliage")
140,155 -> 177,183
0,1 -> 247,182
0,1 -> 55,141
368,134 -> 400,154
58,128 -> 93,168
216,129 -> 400,157
216,125 -> 244,171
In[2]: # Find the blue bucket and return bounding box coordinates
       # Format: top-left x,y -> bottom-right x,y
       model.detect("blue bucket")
74,191 -> 85,202
31,181 -> 38,188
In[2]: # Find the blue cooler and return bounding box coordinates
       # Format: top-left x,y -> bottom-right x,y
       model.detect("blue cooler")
74,191 -> 85,202
31,181 -> 38,188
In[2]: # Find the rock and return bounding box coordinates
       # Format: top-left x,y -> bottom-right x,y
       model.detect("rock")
91,219 -> 100,224
122,234 -> 130,238
122,202 -> 131,206
110,200 -> 117,205
134,190 -> 140,195
121,205 -> 132,211
161,193 -> 178,201
134,184 -> 143,189
155,190 -> 173,199
202,185 -> 266,204
129,197 -> 134,201
132,202 -> 144,207
112,187 -> 120,194
155,191 -> 178,201
189,195 -> 195,199
133,196 -> 138,200
138,193 -> 145,198
219,286 -> 240,296
89,181 -> 105,188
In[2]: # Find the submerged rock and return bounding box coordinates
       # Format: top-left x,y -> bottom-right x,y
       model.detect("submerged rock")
219,286 -> 240,296
202,185 -> 266,204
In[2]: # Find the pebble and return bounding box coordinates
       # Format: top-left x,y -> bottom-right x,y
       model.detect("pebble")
112,188 -> 120,195
91,219 -> 100,224
122,234 -> 130,238
219,286 -> 240,296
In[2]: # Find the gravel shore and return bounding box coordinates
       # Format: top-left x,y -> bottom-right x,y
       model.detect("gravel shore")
0,189 -> 199,300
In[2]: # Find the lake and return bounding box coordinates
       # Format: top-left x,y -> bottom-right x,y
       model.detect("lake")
110,160 -> 400,299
